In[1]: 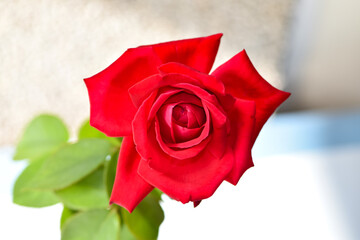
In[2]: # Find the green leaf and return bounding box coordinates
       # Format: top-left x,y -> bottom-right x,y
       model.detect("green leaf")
119,224 -> 138,240
60,206 -> 77,229
78,120 -> 122,146
28,139 -> 113,190
151,189 -> 163,202
104,151 -> 119,198
13,156 -> 59,207
95,210 -> 121,240
61,209 -> 120,240
14,114 -> 69,161
55,167 -> 109,210
122,193 -> 164,240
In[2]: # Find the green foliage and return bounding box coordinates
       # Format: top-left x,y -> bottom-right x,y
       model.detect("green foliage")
78,120 -> 122,146
14,114 -> 69,161
95,210 -> 121,240
122,191 -> 165,240
55,167 -> 109,210
104,151 -> 119,198
61,209 -> 120,240
28,139 -> 112,190
60,206 -> 77,229
151,189 -> 164,202
13,156 -> 59,207
12,114 -> 164,240
119,224 -> 138,240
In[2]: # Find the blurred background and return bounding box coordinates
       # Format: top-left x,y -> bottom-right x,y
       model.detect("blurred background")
1,0 -> 359,239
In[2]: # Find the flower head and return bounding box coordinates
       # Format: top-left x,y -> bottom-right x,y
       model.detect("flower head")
85,34 -> 290,212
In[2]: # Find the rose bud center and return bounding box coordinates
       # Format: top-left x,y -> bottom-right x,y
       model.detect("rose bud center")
157,92 -> 208,144
172,103 -> 206,129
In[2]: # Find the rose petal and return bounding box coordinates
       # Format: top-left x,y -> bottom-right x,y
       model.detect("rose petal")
138,146 -> 234,203
157,103 -> 177,143
154,119 -> 211,159
158,62 -> 225,94
172,103 -> 205,128
171,120 -> 203,143
211,50 -> 291,144
129,73 -> 200,108
109,136 -> 154,213
151,33 -> 223,74
172,105 -> 188,126
132,91 -> 158,159
164,91 -> 202,107
172,83 -> 227,125
225,97 -> 256,185
148,88 -> 182,120
188,104 -> 206,127
84,47 -> 161,136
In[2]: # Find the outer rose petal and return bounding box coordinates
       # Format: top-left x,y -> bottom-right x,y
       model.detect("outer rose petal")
225,98 -> 256,185
211,50 -> 291,143
84,47 -> 161,136
138,146 -> 234,203
109,136 -> 154,213
85,34 -> 223,136
151,33 -> 223,74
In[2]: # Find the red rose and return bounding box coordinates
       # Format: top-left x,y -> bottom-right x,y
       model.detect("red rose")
84,34 -> 290,212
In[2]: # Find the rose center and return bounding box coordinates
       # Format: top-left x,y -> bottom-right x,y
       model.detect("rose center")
172,103 -> 206,129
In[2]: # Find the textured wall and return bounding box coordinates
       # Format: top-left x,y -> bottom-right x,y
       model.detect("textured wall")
0,0 -> 294,145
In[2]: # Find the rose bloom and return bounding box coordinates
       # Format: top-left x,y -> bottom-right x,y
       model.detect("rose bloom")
85,34 -> 290,212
